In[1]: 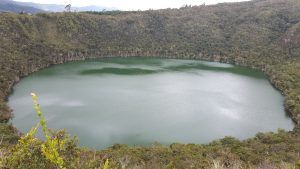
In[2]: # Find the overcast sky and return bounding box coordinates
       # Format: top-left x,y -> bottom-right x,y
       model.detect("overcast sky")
15,0 -> 251,10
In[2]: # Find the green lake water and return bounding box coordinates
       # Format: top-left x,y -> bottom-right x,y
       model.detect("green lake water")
8,57 -> 294,149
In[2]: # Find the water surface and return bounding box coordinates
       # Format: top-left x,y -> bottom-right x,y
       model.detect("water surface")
9,57 -> 294,149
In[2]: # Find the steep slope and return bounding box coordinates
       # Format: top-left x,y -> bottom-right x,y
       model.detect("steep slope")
0,0 -> 299,168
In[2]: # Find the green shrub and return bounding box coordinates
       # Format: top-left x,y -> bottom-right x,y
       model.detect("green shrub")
1,93 -> 110,169
1,93 -> 79,168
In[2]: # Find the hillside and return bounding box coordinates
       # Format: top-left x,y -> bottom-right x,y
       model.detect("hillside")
0,0 -> 299,168
0,0 -> 116,12
0,0 -> 43,13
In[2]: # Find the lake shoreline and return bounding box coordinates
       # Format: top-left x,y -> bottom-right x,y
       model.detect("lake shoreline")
2,51 -> 299,136
9,57 -> 294,149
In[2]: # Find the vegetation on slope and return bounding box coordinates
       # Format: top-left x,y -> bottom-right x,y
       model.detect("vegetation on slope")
0,0 -> 43,13
1,94 -> 299,168
0,0 -> 299,168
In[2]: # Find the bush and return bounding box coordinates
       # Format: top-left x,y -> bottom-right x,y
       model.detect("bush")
1,93 -> 79,169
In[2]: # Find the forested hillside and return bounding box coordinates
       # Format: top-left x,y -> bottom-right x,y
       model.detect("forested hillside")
0,0 -> 43,13
0,0 -> 299,168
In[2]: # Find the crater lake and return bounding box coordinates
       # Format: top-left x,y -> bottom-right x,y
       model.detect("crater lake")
8,57 -> 294,149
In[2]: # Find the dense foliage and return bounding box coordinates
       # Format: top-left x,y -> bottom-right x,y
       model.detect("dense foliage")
0,0 -> 299,168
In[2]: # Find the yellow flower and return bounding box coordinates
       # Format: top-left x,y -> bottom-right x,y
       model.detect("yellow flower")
31,92 -> 38,100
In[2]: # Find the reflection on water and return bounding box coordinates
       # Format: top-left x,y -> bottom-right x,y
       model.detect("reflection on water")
9,57 -> 294,149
